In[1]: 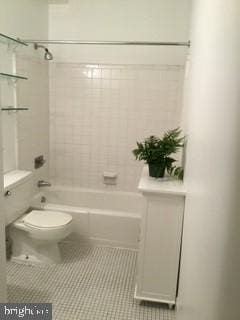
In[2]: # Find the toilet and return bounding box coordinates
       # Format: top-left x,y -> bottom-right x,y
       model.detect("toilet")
5,170 -> 73,264
9,209 -> 73,264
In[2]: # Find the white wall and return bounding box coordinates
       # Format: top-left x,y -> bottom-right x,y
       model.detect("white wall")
0,0 -> 49,302
0,0 -> 48,40
0,0 -> 49,188
16,54 -> 49,195
49,0 -> 191,65
177,1 -> 240,320
0,45 -> 18,173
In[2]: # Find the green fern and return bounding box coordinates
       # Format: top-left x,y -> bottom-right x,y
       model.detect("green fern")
132,128 -> 185,179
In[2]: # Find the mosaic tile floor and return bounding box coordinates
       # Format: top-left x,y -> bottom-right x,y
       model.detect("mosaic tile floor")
7,243 -> 175,320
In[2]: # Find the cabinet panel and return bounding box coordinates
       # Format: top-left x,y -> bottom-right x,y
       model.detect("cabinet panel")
135,192 -> 185,305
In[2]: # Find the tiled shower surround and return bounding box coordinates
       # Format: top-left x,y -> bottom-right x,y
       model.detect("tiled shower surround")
50,63 -> 184,192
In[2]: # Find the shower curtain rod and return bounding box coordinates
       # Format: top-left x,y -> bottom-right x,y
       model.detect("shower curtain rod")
23,39 -> 191,47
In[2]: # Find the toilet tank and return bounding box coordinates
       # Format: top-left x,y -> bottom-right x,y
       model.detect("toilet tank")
4,171 -> 33,225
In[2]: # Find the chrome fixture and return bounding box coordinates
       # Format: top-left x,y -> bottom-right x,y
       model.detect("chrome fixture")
24,39 -> 191,47
38,180 -> 52,188
4,190 -> 12,197
34,43 -> 53,60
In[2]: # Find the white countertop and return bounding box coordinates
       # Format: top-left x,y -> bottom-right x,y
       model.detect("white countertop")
138,166 -> 186,196
4,170 -> 33,190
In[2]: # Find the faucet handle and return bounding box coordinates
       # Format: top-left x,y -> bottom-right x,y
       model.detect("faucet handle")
38,180 -> 51,188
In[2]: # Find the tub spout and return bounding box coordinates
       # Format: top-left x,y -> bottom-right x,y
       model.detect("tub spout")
38,180 -> 51,188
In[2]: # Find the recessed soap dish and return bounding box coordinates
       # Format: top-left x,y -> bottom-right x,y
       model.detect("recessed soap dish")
103,172 -> 118,185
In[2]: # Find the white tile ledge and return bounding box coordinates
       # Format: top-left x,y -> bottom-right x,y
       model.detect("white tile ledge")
4,170 -> 32,190
138,166 -> 186,196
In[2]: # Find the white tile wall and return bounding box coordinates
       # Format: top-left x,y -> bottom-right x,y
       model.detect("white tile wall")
50,63 -> 184,192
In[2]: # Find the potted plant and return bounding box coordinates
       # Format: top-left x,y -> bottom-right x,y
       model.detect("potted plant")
132,128 -> 185,179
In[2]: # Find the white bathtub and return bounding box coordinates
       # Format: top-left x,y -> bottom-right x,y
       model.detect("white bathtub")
31,186 -> 144,249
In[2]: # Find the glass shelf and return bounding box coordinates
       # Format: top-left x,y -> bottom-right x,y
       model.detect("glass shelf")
0,33 -> 28,47
0,72 -> 28,81
1,107 -> 29,111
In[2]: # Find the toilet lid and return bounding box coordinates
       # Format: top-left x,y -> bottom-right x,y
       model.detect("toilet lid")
23,210 -> 72,229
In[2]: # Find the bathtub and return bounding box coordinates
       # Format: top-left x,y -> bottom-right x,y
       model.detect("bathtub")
31,186 -> 144,249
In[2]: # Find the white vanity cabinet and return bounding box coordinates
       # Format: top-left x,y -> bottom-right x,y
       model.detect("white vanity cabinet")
135,167 -> 186,307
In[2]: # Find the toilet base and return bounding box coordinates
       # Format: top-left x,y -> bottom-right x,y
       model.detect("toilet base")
9,226 -> 62,265
11,244 -> 61,265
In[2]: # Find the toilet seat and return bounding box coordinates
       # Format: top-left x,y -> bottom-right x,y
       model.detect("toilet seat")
23,210 -> 72,229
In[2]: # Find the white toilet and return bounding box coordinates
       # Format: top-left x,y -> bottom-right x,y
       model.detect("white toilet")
9,210 -> 73,264
5,170 -> 73,265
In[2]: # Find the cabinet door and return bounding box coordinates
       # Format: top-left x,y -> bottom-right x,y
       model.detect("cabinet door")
136,194 -> 184,303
